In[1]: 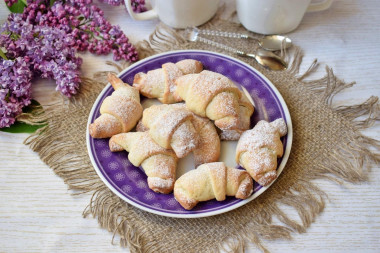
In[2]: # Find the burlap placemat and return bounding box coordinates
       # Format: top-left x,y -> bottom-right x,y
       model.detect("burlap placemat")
21,17 -> 380,253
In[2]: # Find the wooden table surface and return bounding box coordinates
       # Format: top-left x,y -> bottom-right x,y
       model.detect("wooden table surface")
1,0 -> 379,252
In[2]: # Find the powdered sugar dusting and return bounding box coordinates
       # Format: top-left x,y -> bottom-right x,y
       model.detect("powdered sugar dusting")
175,59 -> 203,74
271,118 -> 288,136
90,84 -> 142,138
238,119 -> 286,153
193,70 -> 240,102
171,121 -> 199,158
174,162 -> 253,209
133,69 -> 165,99
113,132 -> 175,167
163,63 -> 182,94
220,129 -> 243,141
179,70 -> 241,119
257,170 -> 277,186
236,119 -> 287,186
148,155 -> 174,179
133,60 -> 203,103
191,113 -> 220,165
152,108 -> 190,143
144,104 -> 199,157
148,177 -> 174,192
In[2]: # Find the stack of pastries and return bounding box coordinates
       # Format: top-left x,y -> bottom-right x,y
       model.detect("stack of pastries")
89,59 -> 287,210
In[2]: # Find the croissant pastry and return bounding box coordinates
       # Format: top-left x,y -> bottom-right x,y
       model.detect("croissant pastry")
175,70 -> 242,130
109,132 -> 178,194
133,59 -> 203,104
174,162 -> 253,210
220,89 -> 255,141
190,112 -> 221,166
235,118 -> 287,186
89,73 -> 143,138
141,104 -> 200,158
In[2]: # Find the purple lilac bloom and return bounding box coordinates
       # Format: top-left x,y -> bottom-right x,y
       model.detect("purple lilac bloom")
0,0 -> 140,127
131,0 -> 147,13
0,14 -> 83,97
23,0 -> 139,62
98,0 -> 123,6
4,0 -> 18,7
97,0 -> 147,13
0,57 -> 33,128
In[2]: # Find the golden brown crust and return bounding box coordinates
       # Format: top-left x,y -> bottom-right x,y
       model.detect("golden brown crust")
175,70 -> 242,130
236,119 -> 287,186
89,73 -> 142,138
191,113 -> 220,166
220,89 -> 255,141
174,162 -> 253,210
132,59 -> 203,104
142,104 -> 199,158
109,132 -> 178,194
135,119 -> 149,132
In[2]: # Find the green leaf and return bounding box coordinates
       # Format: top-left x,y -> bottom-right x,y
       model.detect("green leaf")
0,100 -> 47,134
50,0 -> 56,7
0,48 -> 8,60
0,121 -> 46,134
6,0 -> 27,13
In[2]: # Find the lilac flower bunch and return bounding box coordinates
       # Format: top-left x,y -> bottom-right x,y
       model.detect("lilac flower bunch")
0,57 -> 32,128
0,0 -> 141,128
0,13 -> 82,127
22,0 -> 139,62
5,0 -> 146,10
98,0 -> 147,13
1,14 -> 82,96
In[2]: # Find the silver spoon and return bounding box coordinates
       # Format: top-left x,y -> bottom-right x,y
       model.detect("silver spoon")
190,27 -> 292,51
187,29 -> 287,71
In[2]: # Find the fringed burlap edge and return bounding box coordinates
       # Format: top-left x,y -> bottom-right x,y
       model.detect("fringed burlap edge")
20,24 -> 380,253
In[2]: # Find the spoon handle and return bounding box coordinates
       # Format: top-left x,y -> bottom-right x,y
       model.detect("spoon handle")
186,30 -> 287,70
192,27 -> 254,40
193,35 -> 252,58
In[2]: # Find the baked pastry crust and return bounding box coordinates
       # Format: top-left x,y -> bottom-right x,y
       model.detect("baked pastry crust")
109,132 -> 178,194
175,70 -> 242,130
133,59 -> 203,104
220,89 -> 255,141
174,162 -> 253,210
141,104 -> 200,158
190,112 -> 221,166
139,103 -> 220,165
235,118 -> 287,186
89,73 -> 143,138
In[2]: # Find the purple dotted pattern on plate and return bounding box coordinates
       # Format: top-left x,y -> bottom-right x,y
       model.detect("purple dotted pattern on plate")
89,51 -> 287,215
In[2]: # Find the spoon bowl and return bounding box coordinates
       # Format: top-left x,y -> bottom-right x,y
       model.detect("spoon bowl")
245,49 -> 287,70
258,35 -> 292,51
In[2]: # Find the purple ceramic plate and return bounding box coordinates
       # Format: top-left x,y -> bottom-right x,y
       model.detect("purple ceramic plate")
86,50 -> 292,218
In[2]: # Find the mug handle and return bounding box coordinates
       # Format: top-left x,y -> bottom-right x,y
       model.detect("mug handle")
124,0 -> 158,20
306,0 -> 333,12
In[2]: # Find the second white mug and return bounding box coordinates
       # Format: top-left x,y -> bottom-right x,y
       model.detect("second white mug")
237,0 -> 333,35
125,0 -> 220,29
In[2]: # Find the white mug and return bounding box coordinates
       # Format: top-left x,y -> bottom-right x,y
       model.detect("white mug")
125,0 -> 220,29
237,0 -> 333,34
